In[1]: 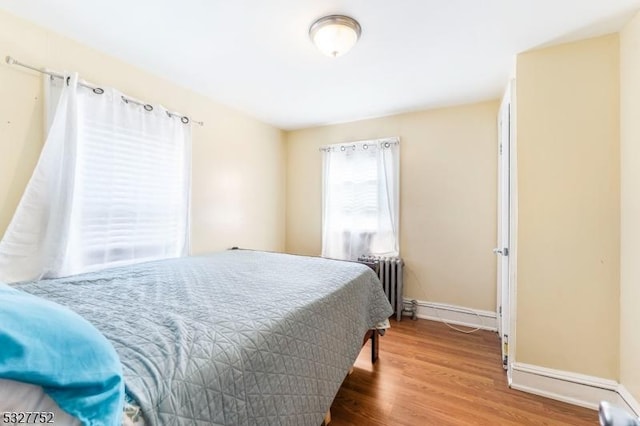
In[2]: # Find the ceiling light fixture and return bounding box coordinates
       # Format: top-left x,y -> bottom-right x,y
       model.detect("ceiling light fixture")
309,15 -> 361,58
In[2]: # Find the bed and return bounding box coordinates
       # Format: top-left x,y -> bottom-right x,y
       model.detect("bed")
0,249 -> 393,425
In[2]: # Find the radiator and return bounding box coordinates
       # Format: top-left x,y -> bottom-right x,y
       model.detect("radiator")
358,255 -> 405,321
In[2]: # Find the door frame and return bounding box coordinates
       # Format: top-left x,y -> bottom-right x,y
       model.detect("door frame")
496,79 -> 518,382
506,79 -> 518,384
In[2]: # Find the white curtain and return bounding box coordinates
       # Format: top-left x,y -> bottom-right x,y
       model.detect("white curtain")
0,73 -> 191,282
321,137 -> 400,260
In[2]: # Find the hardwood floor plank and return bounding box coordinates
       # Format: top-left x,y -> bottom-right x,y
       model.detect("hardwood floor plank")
330,319 -> 598,425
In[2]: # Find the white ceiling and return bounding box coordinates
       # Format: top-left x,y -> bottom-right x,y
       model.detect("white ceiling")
2,0 -> 640,130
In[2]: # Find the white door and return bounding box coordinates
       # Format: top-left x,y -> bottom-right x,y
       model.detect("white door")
495,84 -> 512,369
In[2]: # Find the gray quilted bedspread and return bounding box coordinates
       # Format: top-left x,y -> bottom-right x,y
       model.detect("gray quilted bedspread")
15,250 -> 393,426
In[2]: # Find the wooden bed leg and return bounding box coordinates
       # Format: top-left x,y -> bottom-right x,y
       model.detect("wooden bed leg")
323,409 -> 331,425
347,366 -> 354,376
371,330 -> 379,364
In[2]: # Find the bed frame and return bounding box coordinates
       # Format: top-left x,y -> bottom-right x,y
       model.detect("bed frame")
363,328 -> 381,363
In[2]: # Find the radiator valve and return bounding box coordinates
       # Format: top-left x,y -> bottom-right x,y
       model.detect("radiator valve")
402,299 -> 418,321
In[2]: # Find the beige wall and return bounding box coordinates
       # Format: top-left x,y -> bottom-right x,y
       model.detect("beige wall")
0,10 -> 286,255
620,11 -> 640,402
515,35 -> 620,379
286,101 -> 499,311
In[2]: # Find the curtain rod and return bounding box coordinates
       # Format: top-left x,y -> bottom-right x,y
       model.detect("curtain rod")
5,56 -> 204,126
319,137 -> 400,152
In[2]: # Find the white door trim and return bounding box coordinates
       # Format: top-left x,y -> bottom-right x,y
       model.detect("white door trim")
506,78 -> 518,383
496,80 -> 515,373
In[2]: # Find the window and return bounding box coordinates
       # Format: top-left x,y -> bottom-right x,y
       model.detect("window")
321,137 -> 400,260
0,73 -> 191,282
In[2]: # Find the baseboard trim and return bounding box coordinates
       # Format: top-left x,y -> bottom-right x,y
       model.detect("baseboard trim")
402,299 -> 497,331
511,362 -> 640,416
617,384 -> 640,417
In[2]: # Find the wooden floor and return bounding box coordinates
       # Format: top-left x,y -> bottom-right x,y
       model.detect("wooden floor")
329,319 -> 598,426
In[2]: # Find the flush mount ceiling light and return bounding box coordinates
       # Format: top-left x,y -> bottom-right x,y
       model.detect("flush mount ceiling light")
309,15 -> 362,58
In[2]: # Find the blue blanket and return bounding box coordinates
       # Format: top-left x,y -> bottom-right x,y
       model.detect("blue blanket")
0,284 -> 124,425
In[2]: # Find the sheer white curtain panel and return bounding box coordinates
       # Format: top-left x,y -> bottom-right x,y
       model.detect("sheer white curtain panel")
321,138 -> 400,261
0,73 -> 191,282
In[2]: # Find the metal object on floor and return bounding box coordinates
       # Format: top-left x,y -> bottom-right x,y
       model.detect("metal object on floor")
599,401 -> 640,426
